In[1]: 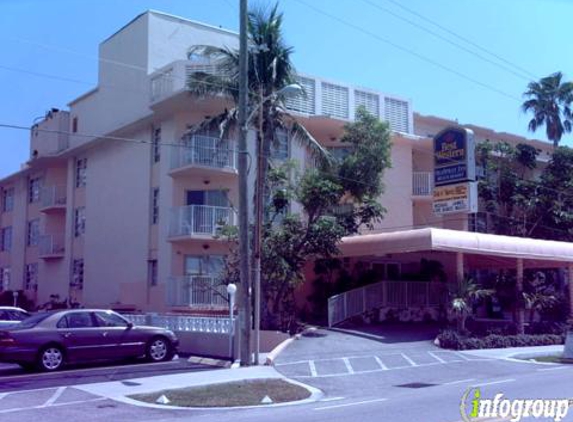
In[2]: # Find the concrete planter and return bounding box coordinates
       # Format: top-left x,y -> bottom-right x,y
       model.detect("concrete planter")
564,331 -> 573,359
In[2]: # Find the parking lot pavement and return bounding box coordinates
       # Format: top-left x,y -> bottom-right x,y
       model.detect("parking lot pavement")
275,350 -> 491,378
0,386 -> 107,416
0,356 -> 214,392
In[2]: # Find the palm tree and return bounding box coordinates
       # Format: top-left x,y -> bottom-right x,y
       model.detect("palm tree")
522,72 -> 573,148
448,277 -> 494,334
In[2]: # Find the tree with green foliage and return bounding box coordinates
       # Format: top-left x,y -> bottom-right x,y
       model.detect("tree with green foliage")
448,277 -> 494,334
522,72 -> 573,148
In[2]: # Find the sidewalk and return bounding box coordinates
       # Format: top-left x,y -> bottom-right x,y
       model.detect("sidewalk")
75,366 -> 281,399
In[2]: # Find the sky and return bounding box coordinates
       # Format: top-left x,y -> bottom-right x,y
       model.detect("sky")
1,0 -> 572,178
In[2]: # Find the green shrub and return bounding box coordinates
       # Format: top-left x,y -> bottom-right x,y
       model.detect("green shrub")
437,330 -> 566,350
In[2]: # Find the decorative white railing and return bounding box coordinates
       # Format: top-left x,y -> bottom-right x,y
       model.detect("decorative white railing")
327,280 -> 445,327
171,135 -> 237,171
412,172 -> 433,196
40,185 -> 67,209
38,234 -> 65,257
123,313 -> 232,334
169,205 -> 236,238
149,60 -> 413,133
167,275 -> 228,309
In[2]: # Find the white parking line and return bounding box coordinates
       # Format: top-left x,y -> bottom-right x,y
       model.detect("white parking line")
428,351 -> 447,364
443,378 -> 475,386
401,353 -> 417,367
0,393 -> 7,401
473,379 -> 515,387
374,356 -> 388,370
314,398 -> 388,411
308,360 -> 318,377
42,387 -> 66,407
342,358 -> 354,374
455,352 -> 474,361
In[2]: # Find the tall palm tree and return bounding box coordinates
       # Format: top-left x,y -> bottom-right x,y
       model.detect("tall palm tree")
522,72 -> 573,148
448,277 -> 494,334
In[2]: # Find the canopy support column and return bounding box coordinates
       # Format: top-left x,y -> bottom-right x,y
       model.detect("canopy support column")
516,258 -> 525,335
568,263 -> 573,321
456,252 -> 464,283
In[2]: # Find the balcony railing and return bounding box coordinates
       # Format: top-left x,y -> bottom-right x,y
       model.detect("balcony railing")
412,172 -> 433,196
38,234 -> 65,258
171,135 -> 237,171
169,205 -> 236,238
149,60 -> 413,133
40,185 -> 67,210
167,276 -> 228,309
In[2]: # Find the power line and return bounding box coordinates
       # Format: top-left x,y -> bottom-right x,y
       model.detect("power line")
360,0 -> 532,82
292,0 -> 521,103
382,0 -> 539,81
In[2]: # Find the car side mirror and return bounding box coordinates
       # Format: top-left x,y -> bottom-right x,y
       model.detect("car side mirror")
126,322 -> 134,329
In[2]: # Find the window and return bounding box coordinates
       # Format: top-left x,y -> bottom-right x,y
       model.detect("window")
28,176 -> 42,203
152,126 -> 161,163
76,158 -> 87,188
27,220 -> 39,247
71,259 -> 84,289
1,227 -> 12,251
0,267 -> 10,291
24,263 -> 38,290
2,187 -> 14,212
72,116 -> 78,133
328,147 -> 353,163
94,311 -> 128,328
184,255 -> 224,276
151,187 -> 159,224
148,259 -> 158,286
74,207 -> 86,237
65,312 -> 95,329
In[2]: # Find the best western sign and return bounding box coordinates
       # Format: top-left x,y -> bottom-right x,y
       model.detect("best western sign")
433,126 -> 475,186
432,126 -> 477,215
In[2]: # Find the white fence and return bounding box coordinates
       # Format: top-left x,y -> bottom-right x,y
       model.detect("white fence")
40,185 -> 67,209
123,313 -> 232,334
328,280 -> 445,327
38,234 -> 65,257
167,275 -> 228,309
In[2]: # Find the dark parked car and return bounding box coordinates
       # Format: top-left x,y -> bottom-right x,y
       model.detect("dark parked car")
0,309 -> 179,371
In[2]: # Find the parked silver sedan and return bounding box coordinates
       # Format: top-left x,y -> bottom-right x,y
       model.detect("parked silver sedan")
0,307 -> 31,328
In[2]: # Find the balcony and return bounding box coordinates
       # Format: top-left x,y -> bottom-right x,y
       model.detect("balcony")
40,185 -> 67,212
169,205 -> 236,241
167,276 -> 228,309
412,172 -> 433,198
38,234 -> 65,259
170,135 -> 237,178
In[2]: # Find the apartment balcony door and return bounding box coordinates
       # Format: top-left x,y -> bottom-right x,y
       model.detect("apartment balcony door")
184,255 -> 225,307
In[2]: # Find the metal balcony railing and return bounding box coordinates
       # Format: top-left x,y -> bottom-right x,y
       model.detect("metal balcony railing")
167,275 -> 228,309
327,280 -> 446,327
169,205 -> 236,238
40,185 -> 67,209
38,234 -> 65,257
171,135 -> 237,171
412,172 -> 433,196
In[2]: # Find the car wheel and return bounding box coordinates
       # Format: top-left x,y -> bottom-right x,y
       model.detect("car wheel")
38,345 -> 65,372
146,337 -> 173,362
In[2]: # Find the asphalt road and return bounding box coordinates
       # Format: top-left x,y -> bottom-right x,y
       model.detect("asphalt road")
0,356 -> 211,392
1,328 -> 572,422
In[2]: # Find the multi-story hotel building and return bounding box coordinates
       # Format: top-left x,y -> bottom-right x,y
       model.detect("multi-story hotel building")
0,11 -> 566,319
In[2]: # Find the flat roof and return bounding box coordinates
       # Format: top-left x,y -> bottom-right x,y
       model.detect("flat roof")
340,228 -> 573,265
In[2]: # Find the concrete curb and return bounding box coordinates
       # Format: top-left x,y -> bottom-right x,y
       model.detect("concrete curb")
265,337 -> 295,366
115,377 -> 323,411
187,356 -> 231,368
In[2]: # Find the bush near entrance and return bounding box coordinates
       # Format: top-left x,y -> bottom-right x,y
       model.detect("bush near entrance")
437,329 -> 565,350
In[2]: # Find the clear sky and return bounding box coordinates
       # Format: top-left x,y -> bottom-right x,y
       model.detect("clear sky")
1,0 -> 571,178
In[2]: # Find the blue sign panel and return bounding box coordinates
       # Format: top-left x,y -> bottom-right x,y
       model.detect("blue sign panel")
433,126 -> 475,186
435,164 -> 467,185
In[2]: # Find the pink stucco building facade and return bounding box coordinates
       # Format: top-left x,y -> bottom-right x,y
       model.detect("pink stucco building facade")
0,11 -> 556,314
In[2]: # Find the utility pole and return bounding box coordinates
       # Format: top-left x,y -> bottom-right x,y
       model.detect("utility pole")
238,0 -> 252,366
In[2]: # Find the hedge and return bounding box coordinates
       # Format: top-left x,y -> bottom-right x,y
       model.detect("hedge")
436,329 -> 566,350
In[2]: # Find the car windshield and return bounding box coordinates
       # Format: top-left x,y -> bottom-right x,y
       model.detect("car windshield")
16,312 -> 51,329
